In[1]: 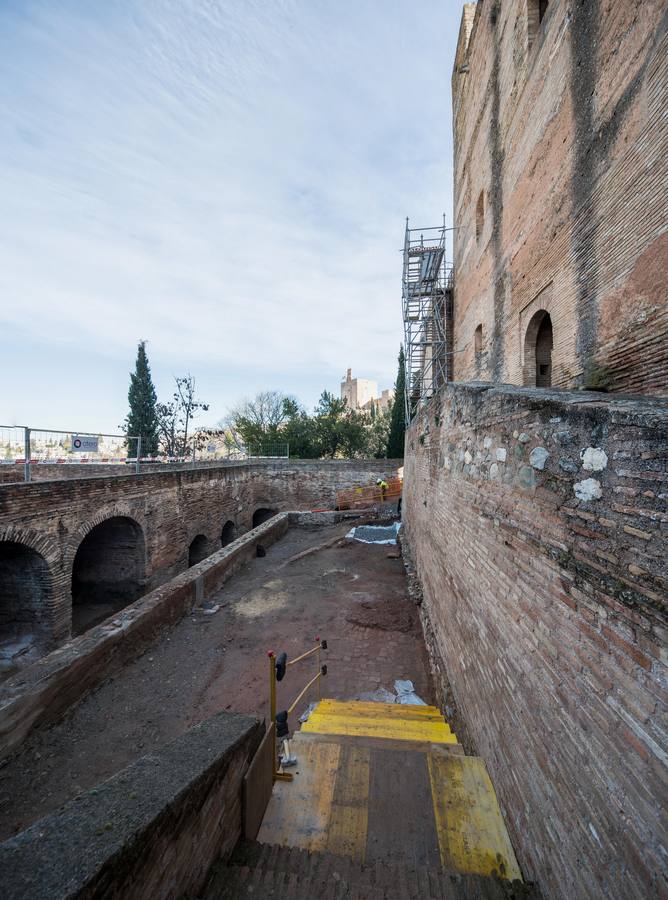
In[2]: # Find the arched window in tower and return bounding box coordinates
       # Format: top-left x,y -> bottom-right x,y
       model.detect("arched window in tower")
474,323 -> 483,356
523,310 -> 553,387
476,191 -> 484,241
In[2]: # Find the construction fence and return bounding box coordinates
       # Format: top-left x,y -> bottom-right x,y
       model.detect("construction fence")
0,426 -> 289,483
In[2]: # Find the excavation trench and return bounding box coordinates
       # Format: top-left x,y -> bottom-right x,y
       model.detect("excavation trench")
0,519 -> 434,840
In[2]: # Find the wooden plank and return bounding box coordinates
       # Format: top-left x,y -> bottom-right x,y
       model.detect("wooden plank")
302,715 -> 457,744
242,722 -> 275,840
365,746 -> 441,868
293,731 -> 465,756
325,743 -> 371,861
257,738 -> 340,852
316,699 -> 447,720
307,712 -> 452,734
427,754 -> 522,881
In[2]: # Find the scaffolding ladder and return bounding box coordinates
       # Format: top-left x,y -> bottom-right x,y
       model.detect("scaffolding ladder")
402,217 -> 453,424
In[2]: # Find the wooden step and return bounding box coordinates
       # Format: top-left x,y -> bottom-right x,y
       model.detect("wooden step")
315,699 -> 447,720
292,730 -> 465,756
302,713 -> 457,745
258,735 -> 521,881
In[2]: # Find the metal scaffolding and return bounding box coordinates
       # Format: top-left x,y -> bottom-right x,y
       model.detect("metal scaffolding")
402,216 -> 453,423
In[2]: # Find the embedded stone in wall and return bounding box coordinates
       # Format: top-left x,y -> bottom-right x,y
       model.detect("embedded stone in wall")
574,477 -> 602,501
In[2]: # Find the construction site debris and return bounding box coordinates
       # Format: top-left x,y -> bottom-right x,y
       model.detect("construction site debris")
355,687 -> 397,703
346,522 -> 401,544
395,679 -> 427,705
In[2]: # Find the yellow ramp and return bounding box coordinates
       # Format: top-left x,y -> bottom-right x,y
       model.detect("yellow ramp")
428,753 -> 522,880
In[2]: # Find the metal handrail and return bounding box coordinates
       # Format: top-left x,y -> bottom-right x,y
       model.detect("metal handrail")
268,638 -> 328,782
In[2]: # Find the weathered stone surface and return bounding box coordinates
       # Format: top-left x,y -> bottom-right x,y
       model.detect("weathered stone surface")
580,447 -> 609,471
403,383 -> 667,900
574,478 -> 603,501
0,710 -> 262,900
529,447 -> 549,470
451,0 -> 668,395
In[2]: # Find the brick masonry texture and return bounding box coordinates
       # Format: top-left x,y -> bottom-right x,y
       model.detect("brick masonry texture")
452,0 -> 668,394
0,513 -> 288,761
0,710 -> 263,900
0,459 -> 400,648
403,382 -> 667,900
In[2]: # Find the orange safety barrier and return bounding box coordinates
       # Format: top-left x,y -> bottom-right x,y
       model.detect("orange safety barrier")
336,476 -> 402,510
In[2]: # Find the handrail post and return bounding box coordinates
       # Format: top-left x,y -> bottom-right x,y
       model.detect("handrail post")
269,652 -> 277,781
24,427 -> 31,483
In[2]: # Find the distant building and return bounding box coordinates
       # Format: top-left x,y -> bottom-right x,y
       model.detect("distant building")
341,368 -> 394,414
341,369 -> 377,411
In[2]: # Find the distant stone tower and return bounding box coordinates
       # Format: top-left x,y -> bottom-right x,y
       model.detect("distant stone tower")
340,369 -> 378,410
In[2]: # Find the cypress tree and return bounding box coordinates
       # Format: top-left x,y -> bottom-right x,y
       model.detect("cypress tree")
125,340 -> 159,457
386,346 -> 407,459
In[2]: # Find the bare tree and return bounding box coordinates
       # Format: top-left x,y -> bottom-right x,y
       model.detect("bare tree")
157,374 -> 209,456
223,390 -> 295,448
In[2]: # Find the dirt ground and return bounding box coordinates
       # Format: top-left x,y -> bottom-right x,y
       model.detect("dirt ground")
0,521 -> 435,841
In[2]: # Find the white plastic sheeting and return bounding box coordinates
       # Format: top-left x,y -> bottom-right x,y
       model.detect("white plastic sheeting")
345,521 -> 402,545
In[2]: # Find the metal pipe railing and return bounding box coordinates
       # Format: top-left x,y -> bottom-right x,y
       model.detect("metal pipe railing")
268,638 -> 328,782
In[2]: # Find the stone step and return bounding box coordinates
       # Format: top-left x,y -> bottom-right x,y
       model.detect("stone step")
204,840 -> 540,899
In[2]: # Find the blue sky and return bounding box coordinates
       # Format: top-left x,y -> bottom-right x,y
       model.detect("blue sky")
0,0 -> 461,432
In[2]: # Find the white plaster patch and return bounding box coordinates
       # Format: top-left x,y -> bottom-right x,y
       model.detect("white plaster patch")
496,448 -> 507,462
580,447 -> 608,471
490,463 -> 499,478
574,478 -> 603,501
530,447 -> 549,470
483,436 -> 493,449
464,450 -> 473,464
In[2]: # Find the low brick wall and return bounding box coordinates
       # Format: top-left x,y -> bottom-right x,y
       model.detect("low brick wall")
0,514 -> 288,761
0,457 -> 400,646
403,383 -> 667,900
0,710 -> 263,899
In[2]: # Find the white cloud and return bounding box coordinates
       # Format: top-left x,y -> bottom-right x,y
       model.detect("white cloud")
0,0 -> 459,427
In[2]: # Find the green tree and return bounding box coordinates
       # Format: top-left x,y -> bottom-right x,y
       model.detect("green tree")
125,341 -> 159,457
368,408 -> 391,459
386,346 -> 407,459
224,391 -> 296,452
282,399 -> 318,458
313,391 -> 368,459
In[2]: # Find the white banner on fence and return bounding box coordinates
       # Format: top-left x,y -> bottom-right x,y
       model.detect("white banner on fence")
71,434 -> 99,452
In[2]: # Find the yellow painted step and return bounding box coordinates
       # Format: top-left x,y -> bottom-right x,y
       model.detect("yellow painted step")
428,753 -> 522,880
302,713 -> 457,744
316,699 -> 446,721
305,710 -> 453,737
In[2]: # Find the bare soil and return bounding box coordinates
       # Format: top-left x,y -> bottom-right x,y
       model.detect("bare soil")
0,522 -> 435,841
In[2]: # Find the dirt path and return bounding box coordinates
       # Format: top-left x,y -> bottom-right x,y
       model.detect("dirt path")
0,522 -> 434,840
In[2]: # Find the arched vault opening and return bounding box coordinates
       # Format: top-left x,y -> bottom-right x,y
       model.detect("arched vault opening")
71,516 -> 145,635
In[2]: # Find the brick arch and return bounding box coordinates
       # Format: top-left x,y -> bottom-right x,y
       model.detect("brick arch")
66,508 -> 147,635
0,525 -> 60,569
64,505 -> 148,577
0,527 -> 63,659
523,309 -> 553,387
